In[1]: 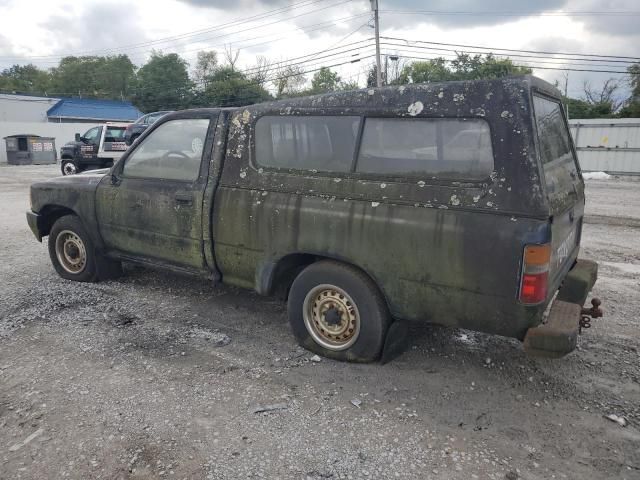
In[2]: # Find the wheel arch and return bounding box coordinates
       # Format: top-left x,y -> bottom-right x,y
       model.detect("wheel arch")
258,252 -> 392,312
38,205 -> 79,238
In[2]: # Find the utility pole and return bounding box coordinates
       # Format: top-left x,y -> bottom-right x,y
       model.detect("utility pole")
370,0 -> 382,88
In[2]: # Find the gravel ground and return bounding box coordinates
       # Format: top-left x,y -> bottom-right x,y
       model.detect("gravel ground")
1,165 -> 639,480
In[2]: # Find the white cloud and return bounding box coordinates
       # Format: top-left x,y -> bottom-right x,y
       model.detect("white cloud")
0,0 -> 637,98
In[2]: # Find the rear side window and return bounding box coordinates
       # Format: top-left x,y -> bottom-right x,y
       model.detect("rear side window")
105,127 -> 126,141
533,95 -> 575,166
356,118 -> 493,179
255,116 -> 360,172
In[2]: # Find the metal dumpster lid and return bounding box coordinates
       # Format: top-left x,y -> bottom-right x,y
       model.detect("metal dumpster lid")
4,134 -> 42,139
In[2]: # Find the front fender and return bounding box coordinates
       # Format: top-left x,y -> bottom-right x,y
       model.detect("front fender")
29,171 -> 108,250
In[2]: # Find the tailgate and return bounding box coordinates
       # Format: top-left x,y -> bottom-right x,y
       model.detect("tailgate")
532,93 -> 584,292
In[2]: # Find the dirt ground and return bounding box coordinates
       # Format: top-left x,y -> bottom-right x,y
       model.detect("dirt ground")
1,164 -> 639,480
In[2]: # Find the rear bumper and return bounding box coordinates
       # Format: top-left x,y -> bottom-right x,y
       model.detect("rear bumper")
26,210 -> 43,242
524,259 -> 598,358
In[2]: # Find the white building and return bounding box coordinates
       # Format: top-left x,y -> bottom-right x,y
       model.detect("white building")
569,118 -> 640,175
0,93 -> 59,122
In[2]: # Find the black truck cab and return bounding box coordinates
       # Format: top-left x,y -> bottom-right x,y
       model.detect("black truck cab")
60,123 -> 129,175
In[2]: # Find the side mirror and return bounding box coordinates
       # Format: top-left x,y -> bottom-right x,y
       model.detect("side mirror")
110,173 -> 120,186
75,133 -> 81,142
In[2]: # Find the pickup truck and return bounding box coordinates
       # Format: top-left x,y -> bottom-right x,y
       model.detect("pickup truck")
27,76 -> 600,362
59,123 -> 129,175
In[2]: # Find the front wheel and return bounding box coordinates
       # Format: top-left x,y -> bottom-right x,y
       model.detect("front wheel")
48,215 -> 121,282
61,160 -> 78,176
287,260 -> 390,362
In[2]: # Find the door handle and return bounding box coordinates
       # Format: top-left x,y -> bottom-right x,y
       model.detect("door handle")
175,192 -> 193,206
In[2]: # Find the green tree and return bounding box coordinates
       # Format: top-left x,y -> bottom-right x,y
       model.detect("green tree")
338,79 -> 360,91
196,66 -> 271,107
397,58 -> 453,84
564,97 -> 613,119
134,51 -> 193,111
50,55 -> 136,98
273,64 -> 307,98
193,51 -> 218,89
310,67 -> 341,94
397,54 -> 531,85
0,64 -> 52,94
619,63 -> 640,117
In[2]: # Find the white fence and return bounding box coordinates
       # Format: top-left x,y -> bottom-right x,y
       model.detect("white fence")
0,121 -> 94,164
569,118 -> 640,175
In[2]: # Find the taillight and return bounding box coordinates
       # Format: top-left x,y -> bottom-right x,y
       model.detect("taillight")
519,244 -> 551,304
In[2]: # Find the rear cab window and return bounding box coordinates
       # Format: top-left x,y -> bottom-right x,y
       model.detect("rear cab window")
532,94 -> 581,211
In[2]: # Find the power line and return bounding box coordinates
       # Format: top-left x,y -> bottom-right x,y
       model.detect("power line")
379,42 -> 639,68
0,0 -> 333,60
126,14 -> 371,65
381,36 -> 640,62
384,52 -> 633,76
12,51 -> 374,101
381,9 -> 640,17
17,13 -> 372,66
110,0 -> 356,58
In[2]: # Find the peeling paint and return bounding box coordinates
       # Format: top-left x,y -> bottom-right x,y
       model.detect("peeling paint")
450,194 -> 460,206
407,101 -> 424,116
380,183 -> 387,189
453,93 -> 465,103
417,181 -> 426,188
371,201 -> 380,207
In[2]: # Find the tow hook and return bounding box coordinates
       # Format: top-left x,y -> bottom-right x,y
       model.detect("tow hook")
579,298 -> 603,332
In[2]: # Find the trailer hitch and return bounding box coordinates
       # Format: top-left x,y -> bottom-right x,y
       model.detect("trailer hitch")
579,298 -> 603,332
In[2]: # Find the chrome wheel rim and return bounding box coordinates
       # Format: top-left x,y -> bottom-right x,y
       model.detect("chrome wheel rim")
55,230 -> 87,274
63,162 -> 77,175
303,284 -> 360,351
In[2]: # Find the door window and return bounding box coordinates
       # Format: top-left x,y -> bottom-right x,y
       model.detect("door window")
122,118 -> 210,181
83,127 -> 102,144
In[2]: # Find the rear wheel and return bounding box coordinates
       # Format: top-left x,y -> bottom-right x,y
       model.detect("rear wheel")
61,160 -> 78,176
287,260 -> 390,362
48,215 -> 121,282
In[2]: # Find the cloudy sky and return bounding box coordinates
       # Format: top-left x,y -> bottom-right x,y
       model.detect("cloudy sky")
0,0 -> 638,99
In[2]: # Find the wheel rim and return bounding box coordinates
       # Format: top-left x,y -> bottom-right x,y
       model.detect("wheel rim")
303,284 -> 361,351
55,230 -> 87,274
63,162 -> 77,175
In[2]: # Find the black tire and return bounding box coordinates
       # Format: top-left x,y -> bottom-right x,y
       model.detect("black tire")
287,260 -> 390,362
47,215 -> 121,282
61,160 -> 79,176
